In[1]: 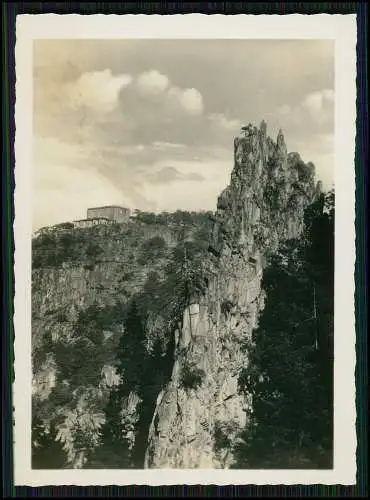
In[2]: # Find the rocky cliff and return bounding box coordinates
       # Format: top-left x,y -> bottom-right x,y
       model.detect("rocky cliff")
144,122 -> 318,468
32,122 -> 320,469
31,212 -> 212,468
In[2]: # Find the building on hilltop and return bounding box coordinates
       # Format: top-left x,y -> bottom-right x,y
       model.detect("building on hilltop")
33,207 -> 131,238
74,217 -> 114,229
86,205 -> 131,223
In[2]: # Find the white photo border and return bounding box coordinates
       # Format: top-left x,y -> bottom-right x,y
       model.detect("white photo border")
14,13 -> 357,486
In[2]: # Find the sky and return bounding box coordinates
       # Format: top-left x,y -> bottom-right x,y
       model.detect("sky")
33,39 -> 334,230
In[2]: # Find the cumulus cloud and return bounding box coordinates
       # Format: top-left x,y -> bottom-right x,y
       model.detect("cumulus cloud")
136,69 -> 170,96
65,69 -> 133,113
273,88 -> 334,187
208,113 -> 243,131
301,89 -> 334,122
168,86 -> 204,116
290,132 -> 334,188
149,166 -> 205,185
177,88 -> 204,116
277,88 -> 334,128
134,69 -> 204,116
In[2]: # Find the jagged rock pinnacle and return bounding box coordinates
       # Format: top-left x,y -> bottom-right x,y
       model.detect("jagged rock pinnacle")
276,128 -> 287,157
145,122 -> 318,469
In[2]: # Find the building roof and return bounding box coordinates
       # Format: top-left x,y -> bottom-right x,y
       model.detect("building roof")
87,205 -> 130,210
76,216 -> 111,221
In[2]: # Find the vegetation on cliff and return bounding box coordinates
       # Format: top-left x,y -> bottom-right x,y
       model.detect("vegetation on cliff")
233,189 -> 334,468
32,210 -> 213,468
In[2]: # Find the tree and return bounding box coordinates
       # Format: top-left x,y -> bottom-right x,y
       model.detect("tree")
32,414 -> 67,469
116,299 -> 147,392
138,236 -> 167,264
234,190 -> 334,469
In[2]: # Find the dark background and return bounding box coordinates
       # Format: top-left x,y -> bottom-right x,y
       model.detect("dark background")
2,2 -> 368,498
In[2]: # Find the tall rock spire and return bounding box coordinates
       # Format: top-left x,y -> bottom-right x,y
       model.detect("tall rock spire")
144,122 -> 317,469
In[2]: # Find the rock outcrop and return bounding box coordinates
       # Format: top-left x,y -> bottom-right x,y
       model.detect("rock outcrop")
144,122 -> 317,468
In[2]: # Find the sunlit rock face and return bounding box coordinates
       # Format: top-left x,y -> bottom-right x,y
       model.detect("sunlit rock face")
145,122 -> 316,469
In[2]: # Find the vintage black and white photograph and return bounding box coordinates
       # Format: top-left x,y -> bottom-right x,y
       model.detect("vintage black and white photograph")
14,14 -> 357,485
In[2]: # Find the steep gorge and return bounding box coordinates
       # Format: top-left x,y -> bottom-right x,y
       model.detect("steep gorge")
32,122 -> 320,469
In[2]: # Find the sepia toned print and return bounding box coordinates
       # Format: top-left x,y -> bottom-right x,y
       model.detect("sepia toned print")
31,37 -> 335,470
14,14 -> 357,486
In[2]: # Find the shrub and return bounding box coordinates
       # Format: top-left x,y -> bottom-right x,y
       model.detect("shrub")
135,212 -> 159,225
180,362 -> 205,390
292,158 -> 315,184
86,243 -> 102,259
121,271 -> 134,281
142,236 -> 166,252
213,421 -> 237,452
56,312 -> 68,323
56,222 -> 75,230
139,236 -> 167,263
221,299 -> 234,316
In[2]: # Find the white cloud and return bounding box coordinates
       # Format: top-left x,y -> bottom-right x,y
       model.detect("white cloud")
276,104 -> 291,116
301,89 -> 334,116
33,135 -> 135,230
65,69 -> 133,113
208,113 -> 242,131
323,89 -> 335,101
136,70 -> 170,96
141,159 -> 231,213
277,88 -> 334,128
33,170 -> 132,231
34,136 -> 88,176
152,141 -> 186,150
135,70 -> 204,117
168,86 -> 204,116
133,67 -> 206,117
286,131 -> 334,189
273,91 -> 334,187
179,88 -> 204,116
302,92 -> 323,116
